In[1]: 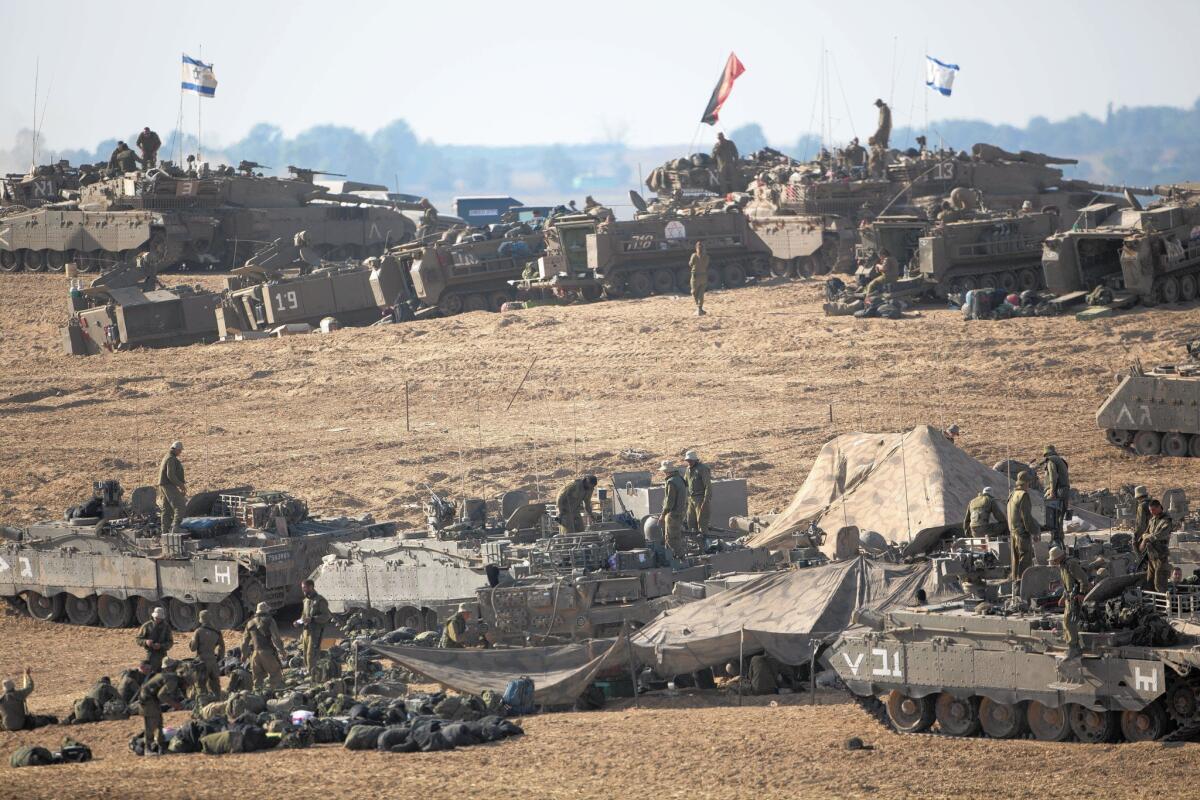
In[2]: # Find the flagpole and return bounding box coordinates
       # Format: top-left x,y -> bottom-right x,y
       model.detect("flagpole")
922,41 -> 929,141
197,45 -> 203,163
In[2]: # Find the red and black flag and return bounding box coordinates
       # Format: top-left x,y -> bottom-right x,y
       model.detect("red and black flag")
700,52 -> 746,125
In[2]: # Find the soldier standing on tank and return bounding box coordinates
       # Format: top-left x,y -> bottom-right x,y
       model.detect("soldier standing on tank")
138,661 -> 189,755
158,440 -> 187,534
1048,546 -> 1090,659
1143,500 -> 1174,592
1041,445 -> 1070,547
684,450 -> 713,534
843,137 -> 866,173
188,609 -> 225,698
136,127 -> 162,169
872,99 -> 892,149
297,579 -> 331,675
963,487 -> 1007,538
711,132 -> 740,194
241,602 -> 285,692
690,242 -> 709,316
657,460 -> 687,559
418,198 -> 438,239
1007,471 -> 1038,592
1132,485 -> 1152,550
555,475 -> 597,534
108,142 -> 139,174
136,606 -> 174,672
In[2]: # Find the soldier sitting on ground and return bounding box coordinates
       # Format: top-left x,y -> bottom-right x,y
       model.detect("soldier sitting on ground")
0,668 -> 56,731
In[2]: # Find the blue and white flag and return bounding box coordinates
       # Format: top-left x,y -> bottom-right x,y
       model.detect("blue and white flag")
181,54 -> 217,97
925,55 -> 959,97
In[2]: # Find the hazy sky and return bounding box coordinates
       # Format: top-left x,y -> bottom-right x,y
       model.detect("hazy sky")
4,0 -> 1199,153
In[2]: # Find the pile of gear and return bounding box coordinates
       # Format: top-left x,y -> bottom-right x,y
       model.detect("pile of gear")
957,288 -> 1058,320
9,737 -> 92,769
822,277 -> 911,319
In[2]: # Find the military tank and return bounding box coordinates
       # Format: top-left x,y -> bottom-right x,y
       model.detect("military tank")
825,591 -> 1198,742
0,479 -> 394,631
1096,343 -> 1200,457
918,208 -> 1059,296
0,163 -> 415,274
1,162 -> 81,208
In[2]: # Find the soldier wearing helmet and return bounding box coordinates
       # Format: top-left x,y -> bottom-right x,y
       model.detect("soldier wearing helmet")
1040,445 -> 1070,547
1049,545 -> 1090,659
241,602 -> 285,692
440,603 -> 472,649
1132,485 -> 1152,551
963,486 -> 1006,538
1006,471 -> 1039,591
1143,500 -> 1174,592
684,450 -> 713,534
657,460 -> 687,558
157,440 -> 187,534
556,475 -> 598,534
136,606 -> 174,672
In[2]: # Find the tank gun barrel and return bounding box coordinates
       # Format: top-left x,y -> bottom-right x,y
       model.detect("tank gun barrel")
1060,179 -> 1155,196
288,165 -> 348,179
310,189 -> 423,211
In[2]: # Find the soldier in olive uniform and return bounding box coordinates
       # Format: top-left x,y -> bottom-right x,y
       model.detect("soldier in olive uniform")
690,242 -> 709,316
440,603 -> 471,649
1049,545 -> 1091,659
188,609 -> 225,698
555,475 -> 597,534
1143,499 -> 1174,592
711,132 -> 740,194
108,141 -> 140,173
863,249 -> 898,296
1041,445 -> 1070,547
418,198 -> 438,239
136,606 -> 174,671
963,486 -> 1007,537
0,667 -> 45,731
158,440 -> 187,533
241,602 -> 286,692
297,579 -> 331,674
136,127 -> 162,169
1007,471 -> 1039,591
1132,485 -> 1152,551
138,662 -> 189,755
872,99 -> 892,149
843,137 -> 866,171
657,460 -> 688,559
684,450 -> 713,534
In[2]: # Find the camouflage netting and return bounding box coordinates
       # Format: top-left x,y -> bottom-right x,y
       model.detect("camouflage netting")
745,425 -> 1110,554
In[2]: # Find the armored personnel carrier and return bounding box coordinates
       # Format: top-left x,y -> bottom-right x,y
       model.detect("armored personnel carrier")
918,209 -> 1059,296
0,479 -> 395,631
1096,343 -> 1200,456
825,591 -> 1198,742
0,164 -> 415,274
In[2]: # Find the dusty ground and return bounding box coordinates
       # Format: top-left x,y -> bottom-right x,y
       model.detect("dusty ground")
2,273 -> 1200,798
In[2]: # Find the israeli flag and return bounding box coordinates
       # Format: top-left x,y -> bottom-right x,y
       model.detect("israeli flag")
181,54 -> 217,97
925,55 -> 959,97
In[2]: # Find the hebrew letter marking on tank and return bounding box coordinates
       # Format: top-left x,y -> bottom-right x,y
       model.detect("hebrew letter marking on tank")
213,565 -> 232,584
1135,666 -> 1159,693
843,651 -> 865,676
872,648 -> 903,678
1115,404 -> 1151,427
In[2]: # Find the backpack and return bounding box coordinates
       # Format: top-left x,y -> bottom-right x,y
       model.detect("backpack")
72,696 -> 101,724
58,738 -> 93,763
10,745 -> 56,768
102,699 -> 129,720
201,730 -> 245,756
501,676 -> 535,716
343,724 -> 385,751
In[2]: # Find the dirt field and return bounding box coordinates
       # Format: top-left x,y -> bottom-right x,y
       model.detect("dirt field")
2,273 -> 1200,798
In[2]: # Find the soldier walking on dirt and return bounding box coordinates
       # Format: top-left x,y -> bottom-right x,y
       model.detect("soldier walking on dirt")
158,441 -> 187,534
1007,471 -> 1038,592
684,450 -> 713,534
136,606 -> 174,672
297,579 -> 331,674
189,609 -> 225,698
241,602 -> 286,691
690,242 -> 709,316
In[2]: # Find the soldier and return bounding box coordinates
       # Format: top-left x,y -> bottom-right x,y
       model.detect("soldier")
241,602 -> 286,692
1143,499 -> 1174,592
108,141 -> 139,173
86,675 -> 119,708
136,127 -> 162,168
188,609 -> 225,698
158,440 -> 187,534
136,606 -> 174,671
583,195 -> 600,212
1048,546 -> 1091,659
843,137 -> 866,170
1132,485 -> 1152,550
1019,200 -> 1035,215
657,460 -> 688,559
942,424 -> 962,445
963,486 -> 1007,537
0,667 -> 49,731
690,241 -> 709,316
440,603 -> 471,649
684,450 -> 713,534
863,249 -> 897,296
555,475 -> 598,534
418,198 -> 438,239
117,666 -> 145,704
1041,445 -> 1070,547
1007,471 -> 1039,591
872,99 -> 892,149
297,578 -> 331,674
711,132 -> 740,194
138,662 -> 189,755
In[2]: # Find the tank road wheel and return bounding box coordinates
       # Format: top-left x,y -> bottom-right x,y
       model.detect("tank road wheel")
1121,703 -> 1172,742
1158,276 -> 1181,304
769,258 -> 791,278
487,290 -> 513,312
934,693 -> 981,737
207,595 -> 244,630
64,594 -> 99,626
978,698 -> 1027,739
167,598 -> 200,632
1105,429 -> 1133,447
1180,274 -> 1198,302
464,293 -> 489,313
1190,435 -> 1200,458
1163,432 -> 1189,458
625,270 -> 653,298
438,293 -> 464,316
674,266 -> 692,293
706,265 -> 722,289
21,249 -> 47,272
1132,430 -> 1162,457
45,250 -> 68,273
97,595 -> 134,628
74,251 -> 98,273
394,605 -> 425,632
355,607 -> 390,632
997,271 -> 1018,293
722,262 -> 747,288
1068,704 -> 1120,743
652,269 -> 675,295
1017,268 -> 1040,292
1026,701 -> 1073,742
979,273 -> 999,290
1164,679 -> 1200,724
24,592 -> 64,622
884,691 -> 935,733
0,250 -> 19,272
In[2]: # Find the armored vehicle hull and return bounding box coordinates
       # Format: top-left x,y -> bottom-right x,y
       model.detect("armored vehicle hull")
396,233 -> 544,315
826,604 -> 1200,742
0,208 -> 162,274
1097,366 -> 1200,457
918,211 -> 1057,297
0,482 -> 394,631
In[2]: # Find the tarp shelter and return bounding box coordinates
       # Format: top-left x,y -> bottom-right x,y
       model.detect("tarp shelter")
372,637 -> 628,707
745,425 -> 1108,554
629,557 -> 943,677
